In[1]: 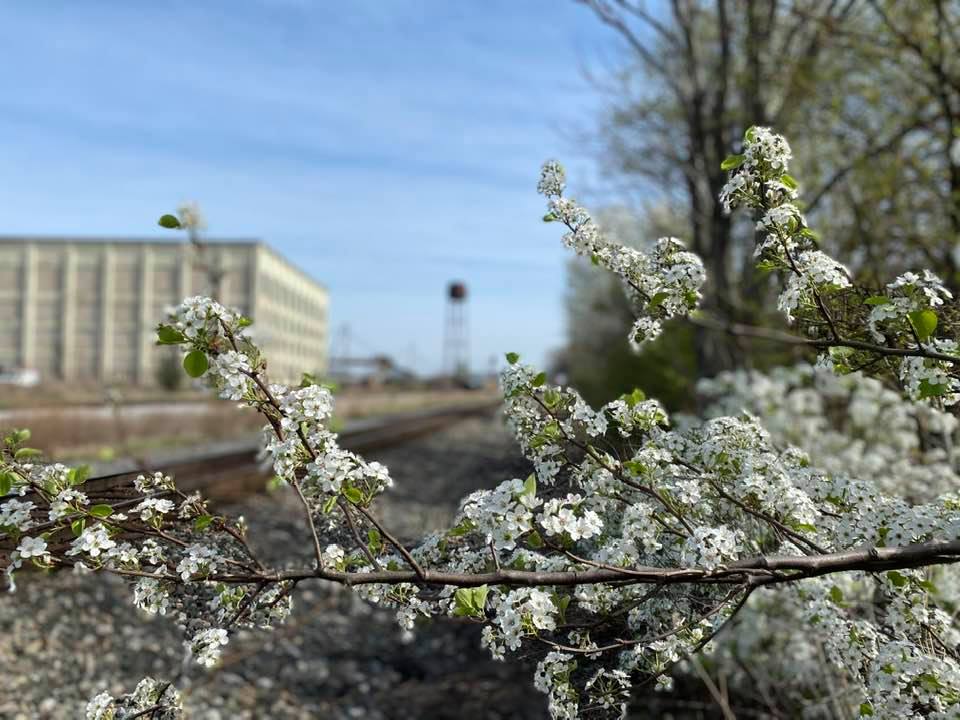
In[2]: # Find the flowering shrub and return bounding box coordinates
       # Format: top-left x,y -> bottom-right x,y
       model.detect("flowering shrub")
2,128 -> 960,719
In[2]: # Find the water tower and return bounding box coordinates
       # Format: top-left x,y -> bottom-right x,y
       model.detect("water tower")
443,281 -> 469,379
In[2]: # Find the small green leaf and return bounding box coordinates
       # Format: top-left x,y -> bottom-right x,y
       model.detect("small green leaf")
194,514 -> 214,531
89,504 -> 113,518
828,346 -> 855,360
156,325 -> 186,344
860,702 -> 874,717
71,518 -> 86,536
886,570 -> 908,587
237,316 -> 253,328
744,126 -> 757,143
505,352 -> 520,365
908,309 -> 938,341
14,447 -> 42,461
721,154 -> 745,171
526,529 -> 544,549
829,585 -> 844,604
779,173 -> 798,190
919,379 -> 949,398
0,472 -> 13,496
158,214 -> 182,229
543,388 -> 562,409
68,465 -> 90,486
542,213 -> 556,223
863,295 -> 890,306
522,473 -> 537,498
647,291 -> 669,310
15,429 -> 31,443
532,372 -> 547,387
447,519 -> 476,537
183,351 -> 209,378
367,528 -> 382,552
322,495 -> 338,514
343,487 -> 363,504
452,585 -> 489,618
624,388 -> 646,407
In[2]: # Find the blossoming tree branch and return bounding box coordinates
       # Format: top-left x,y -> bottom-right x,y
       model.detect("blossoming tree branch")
3,129 -> 960,719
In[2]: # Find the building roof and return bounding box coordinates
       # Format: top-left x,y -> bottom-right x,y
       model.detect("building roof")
0,235 -> 327,292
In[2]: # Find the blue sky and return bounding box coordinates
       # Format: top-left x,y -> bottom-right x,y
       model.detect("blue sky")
0,1 -> 618,375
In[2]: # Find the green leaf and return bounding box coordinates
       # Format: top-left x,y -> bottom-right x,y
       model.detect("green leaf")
322,495 -> 338,514
89,504 -> 113,519
863,295 -> 890,306
526,529 -> 544,549
886,570 -> 908,587
158,214 -> 182,229
828,346 -> 854,360
542,213 -> 556,223
15,429 -> 31,443
183,351 -> 209,378
156,325 -> 186,344
452,585 -> 489,618
919,379 -> 949,398
522,473 -> 537,498
14,447 -> 42,461
505,352 -> 520,365
343,487 -> 363,504
532,372 -> 547,387
543,388 -> 562,409
367,528 -> 382,552
744,126 -> 757,143
68,465 -> 90,486
720,154 -> 745,171
624,388 -> 646,407
194,514 -> 214,531
237,316 -> 253,328
829,585 -> 844,604
0,472 -> 12,496
71,518 -> 86,537
446,519 -> 476,537
647,291 -> 669,310
860,702 -> 874,717
908,309 -> 938,341
779,173 -> 799,190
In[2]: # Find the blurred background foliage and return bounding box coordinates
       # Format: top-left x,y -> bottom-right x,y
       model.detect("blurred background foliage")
562,0 -> 960,409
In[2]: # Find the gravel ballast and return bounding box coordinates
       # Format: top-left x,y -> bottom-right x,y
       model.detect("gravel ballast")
0,415 -> 549,719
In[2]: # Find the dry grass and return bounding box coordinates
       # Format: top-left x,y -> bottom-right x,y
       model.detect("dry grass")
0,388 -> 499,462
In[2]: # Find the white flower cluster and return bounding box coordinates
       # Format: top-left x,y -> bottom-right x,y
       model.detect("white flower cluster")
719,127 -> 796,213
778,250 -> 851,322
133,497 -> 175,523
49,488 -> 88,520
540,494 -> 603,541
867,270 -> 953,343
175,543 -> 219,581
0,498 -> 35,531
169,296 -> 235,340
459,477 -> 541,551
534,652 -> 579,720
134,471 -> 174,493
85,677 -> 182,720
67,524 -> 116,558
188,627 -> 229,668
212,350 -> 252,401
539,168 -> 705,349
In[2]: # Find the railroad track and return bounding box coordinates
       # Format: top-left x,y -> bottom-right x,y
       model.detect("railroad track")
0,399 -> 501,561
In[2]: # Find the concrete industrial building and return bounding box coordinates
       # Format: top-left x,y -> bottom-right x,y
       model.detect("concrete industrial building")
0,237 -> 328,385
